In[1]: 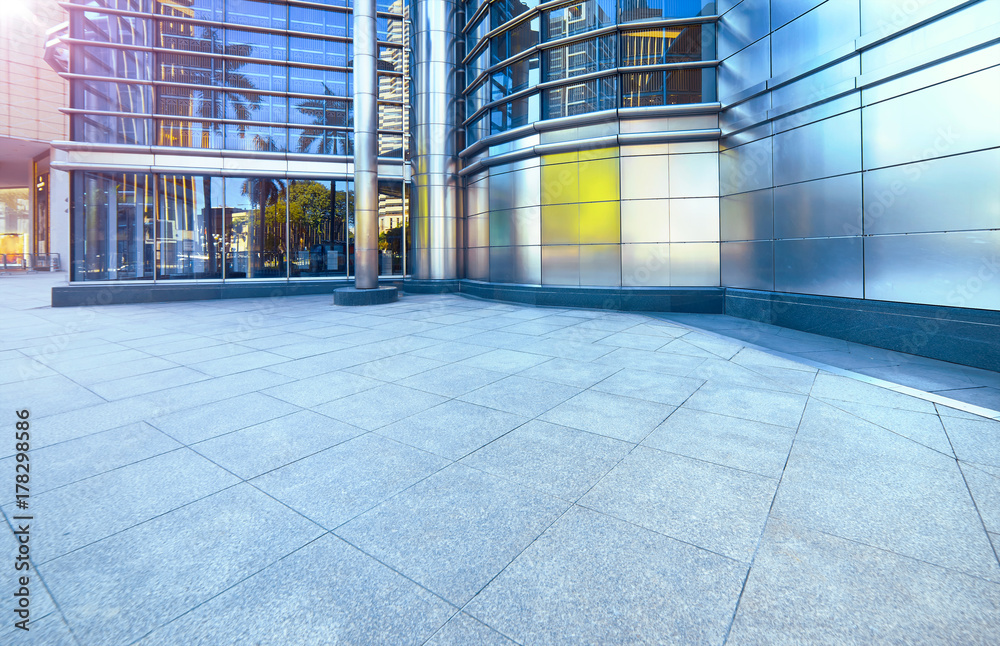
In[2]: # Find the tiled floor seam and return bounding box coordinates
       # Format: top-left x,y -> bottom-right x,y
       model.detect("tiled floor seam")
720,389 -> 809,645
122,533 -> 334,646
1,515 -> 86,646
650,315 -> 1000,420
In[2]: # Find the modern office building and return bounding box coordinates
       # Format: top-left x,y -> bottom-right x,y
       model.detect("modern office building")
0,0 -> 70,271
49,0 -> 999,367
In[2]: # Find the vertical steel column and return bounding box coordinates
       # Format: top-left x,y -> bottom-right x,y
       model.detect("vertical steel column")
411,0 -> 459,280
353,0 -> 379,289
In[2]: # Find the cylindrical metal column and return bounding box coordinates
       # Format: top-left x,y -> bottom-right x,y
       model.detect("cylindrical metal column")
411,0 -> 459,280
353,0 -> 379,289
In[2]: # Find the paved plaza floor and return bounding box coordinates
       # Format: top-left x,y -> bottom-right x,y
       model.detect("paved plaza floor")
2,273 -> 999,645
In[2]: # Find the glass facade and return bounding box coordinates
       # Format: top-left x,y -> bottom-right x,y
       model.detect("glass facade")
67,0 -> 408,282
463,0 -> 717,144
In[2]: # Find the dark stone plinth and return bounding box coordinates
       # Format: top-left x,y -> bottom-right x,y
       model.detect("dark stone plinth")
333,285 -> 398,306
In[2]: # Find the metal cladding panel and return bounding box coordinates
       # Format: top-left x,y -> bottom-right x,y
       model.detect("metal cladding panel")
669,153 -> 721,198
721,240 -> 773,289
579,201 -> 621,244
773,94 -> 861,136
579,157 -> 621,203
467,246 -> 489,280
490,246 -> 515,283
622,243 -> 671,287
490,209 -> 512,246
541,245 -> 580,286
863,148 -> 1000,235
774,237 -> 864,298
771,0 -> 828,31
541,203 -> 580,245
511,207 -> 542,247
718,37 -> 770,101
864,231 -> 1000,310
773,173 -> 863,239
721,189 -> 773,241
861,0 -> 955,33
467,177 -> 489,216
771,0 -> 860,78
621,154 -> 671,200
670,242 -> 721,286
720,138 -> 772,195
773,111 -> 861,186
468,214 -> 490,248
863,66 -> 1000,170
513,245 -> 542,285
718,0 -> 770,60
580,245 -> 622,287
511,167 -> 541,208
862,0 -> 996,73
489,169 -> 514,212
671,198 -> 721,242
772,57 -> 859,112
541,162 -> 580,205
720,93 -> 770,133
861,44 -> 1000,107
622,199 -> 671,243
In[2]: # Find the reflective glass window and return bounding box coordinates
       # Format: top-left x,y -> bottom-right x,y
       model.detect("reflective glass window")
620,24 -> 709,66
621,67 -> 710,106
289,6 -> 349,37
223,177 -> 286,278
287,179 -> 349,277
543,76 -> 617,118
377,181 -> 405,275
225,0 -> 287,29
72,171 -> 154,281
157,175 -> 224,280
543,0 -> 615,41
619,0 -> 715,24
544,34 -> 615,81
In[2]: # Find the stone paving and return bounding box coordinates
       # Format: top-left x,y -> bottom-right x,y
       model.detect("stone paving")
1,273 -> 999,645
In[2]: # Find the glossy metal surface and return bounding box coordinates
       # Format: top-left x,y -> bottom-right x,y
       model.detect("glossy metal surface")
774,237 -> 863,298
865,231 -> 1000,310
671,198 -> 720,242
773,173 -> 862,239
720,138 -> 771,195
720,240 -> 772,290
621,199 -> 670,243
717,36 -> 768,101
580,245 -> 621,286
541,245 -> 580,285
770,0 -> 859,79
621,154 -> 670,200
354,0 -> 379,289
772,111 -> 861,186
721,188 -> 772,241
717,0 -> 769,60
670,242 -> 720,286
669,153 -> 720,198
862,66 -> 1000,170
412,0 -> 460,279
862,149 -> 1000,235
622,243 -> 671,286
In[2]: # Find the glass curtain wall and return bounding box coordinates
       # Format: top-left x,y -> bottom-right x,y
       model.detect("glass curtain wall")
67,0 -> 410,282
464,0 -> 718,144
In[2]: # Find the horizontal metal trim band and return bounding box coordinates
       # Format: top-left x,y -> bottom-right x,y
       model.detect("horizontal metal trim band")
459,128 -> 721,176
460,102 -> 721,158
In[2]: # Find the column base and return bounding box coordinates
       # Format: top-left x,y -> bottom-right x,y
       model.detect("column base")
333,285 -> 398,306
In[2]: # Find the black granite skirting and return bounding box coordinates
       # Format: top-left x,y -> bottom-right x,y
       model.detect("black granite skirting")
333,285 -> 398,306
452,281 -> 725,313
51,280 -> 356,307
725,289 -> 1000,372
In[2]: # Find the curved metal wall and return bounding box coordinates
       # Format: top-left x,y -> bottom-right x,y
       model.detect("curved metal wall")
458,0 -> 724,288
718,0 -> 1000,311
